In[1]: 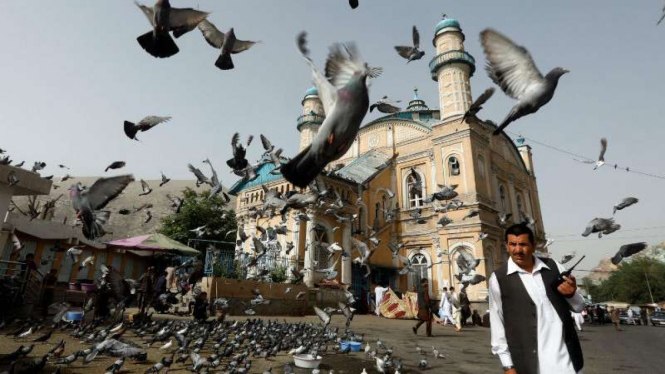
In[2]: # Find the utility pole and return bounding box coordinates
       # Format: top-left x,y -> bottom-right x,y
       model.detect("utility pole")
644,268 -> 655,304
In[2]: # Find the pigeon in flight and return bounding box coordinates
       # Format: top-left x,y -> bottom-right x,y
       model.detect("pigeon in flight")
613,197 -> 638,215
166,194 -> 184,213
187,163 -> 210,187
581,217 -> 621,238
202,158 -> 224,198
105,161 -> 126,172
197,20 -> 259,70
658,4 -> 665,25
369,96 -> 401,113
31,161 -> 46,173
593,138 -> 607,170
138,179 -> 153,196
611,242 -> 648,265
395,26 -> 425,63
349,0 -> 359,9
462,87 -> 495,122
159,171 -> 171,187
560,252 -> 575,264
69,175 -> 134,240
480,29 -> 569,136
281,32 -> 381,187
226,133 -> 253,171
135,0 -> 209,58
124,116 -> 171,140
259,134 -> 275,155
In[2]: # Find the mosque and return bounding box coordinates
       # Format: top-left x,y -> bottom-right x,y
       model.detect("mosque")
229,17 -> 545,309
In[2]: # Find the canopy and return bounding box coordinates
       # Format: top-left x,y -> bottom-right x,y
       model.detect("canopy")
107,233 -> 200,257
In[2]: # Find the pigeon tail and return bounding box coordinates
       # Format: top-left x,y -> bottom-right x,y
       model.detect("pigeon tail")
281,145 -> 327,188
215,52 -> 234,70
137,30 -> 179,59
492,118 -> 512,136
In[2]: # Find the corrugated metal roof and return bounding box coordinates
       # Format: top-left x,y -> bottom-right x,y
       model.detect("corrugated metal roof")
334,149 -> 392,185
228,163 -> 283,195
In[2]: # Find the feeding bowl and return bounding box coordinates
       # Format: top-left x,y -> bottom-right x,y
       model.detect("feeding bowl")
340,341 -> 362,352
65,311 -> 84,321
293,354 -> 322,369
68,283 -> 81,291
80,283 -> 97,292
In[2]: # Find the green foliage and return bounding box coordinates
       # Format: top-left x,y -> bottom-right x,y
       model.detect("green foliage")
212,262 -> 240,279
588,258 -> 665,304
159,188 -> 237,250
270,266 -> 288,283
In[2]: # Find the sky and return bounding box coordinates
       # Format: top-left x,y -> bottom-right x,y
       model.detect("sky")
1,1 -> 664,275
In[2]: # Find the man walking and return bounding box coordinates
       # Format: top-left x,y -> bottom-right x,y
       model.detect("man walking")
437,287 -> 456,326
489,224 -> 584,374
137,266 -> 155,316
610,306 -> 622,331
412,278 -> 432,337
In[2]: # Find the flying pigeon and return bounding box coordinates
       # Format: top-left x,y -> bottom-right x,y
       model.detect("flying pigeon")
394,26 -> 425,63
202,158 -> 224,198
369,96 -> 401,113
197,20 -> 259,70
613,197 -> 638,215
462,209 -> 480,220
159,171 -> 171,186
456,251 -> 480,275
135,0 -> 209,58
124,116 -> 171,140
611,242 -> 648,265
69,175 -> 134,240
658,4 -> 665,25
581,217 -> 621,238
462,87 -> 495,122
349,0 -> 358,9
105,161 -> 126,172
281,31 -> 381,187
139,179 -> 153,196
31,161 -> 46,173
166,194 -> 184,213
187,163 -> 210,187
144,210 -> 153,224
313,306 -> 331,327
226,133 -> 253,171
593,138 -> 607,170
560,252 -> 575,264
480,29 -> 569,135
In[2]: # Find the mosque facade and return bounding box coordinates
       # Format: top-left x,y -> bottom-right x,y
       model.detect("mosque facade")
229,18 -> 545,307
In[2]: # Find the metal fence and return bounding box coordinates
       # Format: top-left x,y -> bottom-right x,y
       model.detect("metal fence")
203,241 -> 292,282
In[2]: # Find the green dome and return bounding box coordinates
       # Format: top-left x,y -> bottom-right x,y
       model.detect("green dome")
435,18 -> 460,34
304,86 -> 318,97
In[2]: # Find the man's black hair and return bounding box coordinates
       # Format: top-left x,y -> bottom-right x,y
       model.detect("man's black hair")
505,223 -> 535,245
26,253 -> 34,260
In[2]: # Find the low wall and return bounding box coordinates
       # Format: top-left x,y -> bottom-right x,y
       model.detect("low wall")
200,277 -> 348,316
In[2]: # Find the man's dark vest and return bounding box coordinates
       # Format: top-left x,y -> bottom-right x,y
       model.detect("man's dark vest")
495,257 -> 583,374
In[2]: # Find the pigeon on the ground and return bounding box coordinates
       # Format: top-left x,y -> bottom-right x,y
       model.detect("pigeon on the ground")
124,116 -> 171,140
611,242 -> 648,265
197,20 -> 259,70
613,197 -> 638,215
480,28 -> 568,135
395,26 -> 425,63
281,31 -> 381,187
135,0 -> 209,58
581,217 -> 621,238
105,161 -> 126,172
369,96 -> 401,113
462,87 -> 495,122
69,175 -> 134,240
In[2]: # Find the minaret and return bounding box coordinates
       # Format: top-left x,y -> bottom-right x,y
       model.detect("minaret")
297,86 -> 326,151
429,16 -> 476,122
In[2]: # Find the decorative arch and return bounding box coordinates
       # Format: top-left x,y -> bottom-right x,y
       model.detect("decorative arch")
408,249 -> 433,297
447,156 -> 461,176
449,241 -> 478,289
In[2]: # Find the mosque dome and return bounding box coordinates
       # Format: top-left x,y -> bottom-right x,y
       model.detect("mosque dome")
435,18 -> 461,34
304,86 -> 318,97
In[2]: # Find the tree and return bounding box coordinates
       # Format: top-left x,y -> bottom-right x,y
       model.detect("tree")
159,188 -> 237,251
589,258 -> 665,304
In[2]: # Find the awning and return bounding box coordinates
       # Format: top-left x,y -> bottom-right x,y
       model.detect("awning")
107,233 -> 200,257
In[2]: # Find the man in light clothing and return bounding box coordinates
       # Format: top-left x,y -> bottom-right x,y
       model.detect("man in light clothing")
450,286 -> 462,332
437,287 -> 456,326
626,308 -> 637,325
489,224 -> 584,374
374,284 -> 388,316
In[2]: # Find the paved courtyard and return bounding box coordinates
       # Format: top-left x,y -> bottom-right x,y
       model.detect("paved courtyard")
0,314 -> 662,374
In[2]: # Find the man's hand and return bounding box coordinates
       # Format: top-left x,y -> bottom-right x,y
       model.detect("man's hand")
504,368 -> 517,374
557,275 -> 577,298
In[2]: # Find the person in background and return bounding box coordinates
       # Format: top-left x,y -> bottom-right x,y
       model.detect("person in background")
165,260 -> 176,291
460,290 -> 471,326
609,306 -> 622,331
374,283 -> 388,317
472,309 -> 482,326
137,266 -> 155,316
412,278 -> 432,337
437,287 -> 455,326
41,269 -> 58,316
451,287 -> 462,332
626,308 -> 637,326
20,253 -> 38,279
482,310 -> 491,328
192,291 -> 209,321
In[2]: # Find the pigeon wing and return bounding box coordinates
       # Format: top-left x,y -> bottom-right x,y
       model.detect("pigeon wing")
296,32 -> 337,115
620,242 -> 648,258
598,138 -> 607,162
137,116 -> 171,131
313,306 -> 331,325
187,164 -> 209,183
197,19 -> 225,49
135,2 -> 155,26
468,87 -> 495,113
232,39 -> 258,54
480,29 -> 544,100
168,7 -> 208,29
394,46 -> 413,59
324,42 -> 367,90
85,175 -> 135,210
412,25 -> 420,48
260,134 -> 272,151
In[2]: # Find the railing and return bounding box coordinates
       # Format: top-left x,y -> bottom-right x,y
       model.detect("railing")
0,260 -> 43,317
204,246 -> 292,281
429,50 -> 476,79
297,113 -> 325,128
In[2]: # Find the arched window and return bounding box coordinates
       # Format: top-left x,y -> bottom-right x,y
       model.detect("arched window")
374,202 -> 381,229
312,225 -> 329,270
516,193 -> 524,214
499,185 -> 507,212
410,253 -> 429,288
448,156 -> 461,176
477,155 -> 485,178
406,171 -> 425,209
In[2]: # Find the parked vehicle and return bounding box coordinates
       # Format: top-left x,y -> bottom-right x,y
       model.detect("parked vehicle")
651,311 -> 665,326
619,310 -> 642,325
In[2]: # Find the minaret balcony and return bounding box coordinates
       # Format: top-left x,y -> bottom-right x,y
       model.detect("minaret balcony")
296,113 -> 325,130
429,50 -> 476,80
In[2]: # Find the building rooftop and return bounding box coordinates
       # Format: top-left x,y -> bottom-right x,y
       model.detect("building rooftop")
333,149 -> 393,185
435,18 -> 461,35
228,162 -> 283,195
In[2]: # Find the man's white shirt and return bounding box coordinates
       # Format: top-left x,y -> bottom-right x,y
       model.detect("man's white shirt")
489,256 -> 585,374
